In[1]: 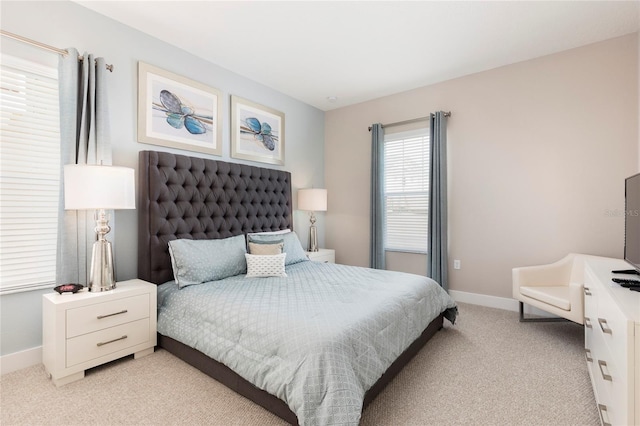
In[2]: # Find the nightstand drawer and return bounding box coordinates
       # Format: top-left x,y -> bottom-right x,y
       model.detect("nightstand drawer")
44,279 -> 157,386
66,318 -> 150,367
66,294 -> 150,338
309,254 -> 333,263
306,249 -> 335,263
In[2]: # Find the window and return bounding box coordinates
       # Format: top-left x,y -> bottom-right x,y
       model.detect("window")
0,56 -> 60,294
384,128 -> 430,253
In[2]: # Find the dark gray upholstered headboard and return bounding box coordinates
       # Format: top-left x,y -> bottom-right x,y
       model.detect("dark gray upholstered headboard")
138,150 -> 292,284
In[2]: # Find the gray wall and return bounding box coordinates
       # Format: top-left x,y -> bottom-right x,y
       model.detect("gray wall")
0,1 -> 325,356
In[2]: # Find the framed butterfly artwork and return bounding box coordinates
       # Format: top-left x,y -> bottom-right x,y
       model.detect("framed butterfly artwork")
137,62 -> 222,156
231,95 -> 285,166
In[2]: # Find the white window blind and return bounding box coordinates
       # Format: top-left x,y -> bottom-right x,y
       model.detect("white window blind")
0,56 -> 60,294
384,128 -> 430,253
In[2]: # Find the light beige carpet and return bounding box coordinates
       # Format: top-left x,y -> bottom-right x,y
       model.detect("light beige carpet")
0,303 -> 598,425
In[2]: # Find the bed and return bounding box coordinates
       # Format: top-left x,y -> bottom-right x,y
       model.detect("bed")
137,150 -> 457,425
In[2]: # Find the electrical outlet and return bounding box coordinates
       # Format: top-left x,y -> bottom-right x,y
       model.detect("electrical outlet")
453,259 -> 461,270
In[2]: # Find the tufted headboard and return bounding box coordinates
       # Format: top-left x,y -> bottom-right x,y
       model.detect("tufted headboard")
138,150 -> 292,284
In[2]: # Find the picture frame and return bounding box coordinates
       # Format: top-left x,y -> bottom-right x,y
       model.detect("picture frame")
137,62 -> 222,156
231,95 -> 285,166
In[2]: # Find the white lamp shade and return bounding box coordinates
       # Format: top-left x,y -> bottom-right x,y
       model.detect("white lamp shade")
298,188 -> 327,212
64,165 -> 135,210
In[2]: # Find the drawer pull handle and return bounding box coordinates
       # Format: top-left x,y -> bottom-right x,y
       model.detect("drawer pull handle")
585,349 -> 593,362
598,360 -> 613,381
597,318 -> 612,335
584,317 -> 592,328
97,309 -> 128,320
97,335 -> 128,347
597,404 -> 611,426
584,288 -> 592,296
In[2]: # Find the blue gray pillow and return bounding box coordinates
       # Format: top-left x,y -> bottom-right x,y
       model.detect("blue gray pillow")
247,231 -> 308,266
168,234 -> 247,288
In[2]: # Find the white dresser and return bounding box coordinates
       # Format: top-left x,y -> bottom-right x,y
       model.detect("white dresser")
583,257 -> 639,426
42,279 -> 157,386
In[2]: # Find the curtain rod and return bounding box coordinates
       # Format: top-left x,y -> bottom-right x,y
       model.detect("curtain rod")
0,30 -> 113,72
367,111 -> 451,131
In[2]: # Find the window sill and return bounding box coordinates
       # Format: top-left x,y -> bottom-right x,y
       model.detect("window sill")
384,249 -> 427,255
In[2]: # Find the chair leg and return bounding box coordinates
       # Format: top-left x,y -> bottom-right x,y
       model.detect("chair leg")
518,302 -> 570,323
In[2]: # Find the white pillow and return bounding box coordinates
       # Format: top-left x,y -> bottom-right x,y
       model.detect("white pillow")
245,253 -> 287,278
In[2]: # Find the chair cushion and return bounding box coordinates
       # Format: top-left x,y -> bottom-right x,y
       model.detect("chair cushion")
519,286 -> 571,311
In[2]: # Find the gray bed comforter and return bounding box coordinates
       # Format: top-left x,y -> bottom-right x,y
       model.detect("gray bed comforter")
157,260 -> 457,426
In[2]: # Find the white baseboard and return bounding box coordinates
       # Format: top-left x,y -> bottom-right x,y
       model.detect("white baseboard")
449,290 -> 554,317
1,346 -> 41,375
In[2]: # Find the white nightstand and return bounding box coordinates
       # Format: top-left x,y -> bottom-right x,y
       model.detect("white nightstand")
306,248 -> 335,263
42,279 -> 157,386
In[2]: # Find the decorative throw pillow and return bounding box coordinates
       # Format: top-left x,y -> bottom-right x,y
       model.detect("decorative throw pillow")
246,229 -> 291,238
246,229 -> 291,248
248,231 -> 308,266
245,253 -> 287,278
248,239 -> 284,255
168,234 -> 247,288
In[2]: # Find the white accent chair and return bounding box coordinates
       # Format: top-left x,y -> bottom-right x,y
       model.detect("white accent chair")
512,253 -> 585,324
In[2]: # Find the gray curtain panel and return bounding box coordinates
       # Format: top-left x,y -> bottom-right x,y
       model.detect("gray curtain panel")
56,48 -> 112,285
370,123 -> 385,270
427,112 -> 448,290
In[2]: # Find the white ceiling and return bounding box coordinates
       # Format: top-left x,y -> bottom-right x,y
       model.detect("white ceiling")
76,1 -> 640,111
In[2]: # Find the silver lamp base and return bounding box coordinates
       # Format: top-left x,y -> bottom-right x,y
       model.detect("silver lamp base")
89,209 -> 116,292
89,239 -> 116,292
307,211 -> 319,252
308,224 -> 318,252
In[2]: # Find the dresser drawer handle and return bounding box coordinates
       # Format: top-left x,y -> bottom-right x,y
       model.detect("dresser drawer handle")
597,404 -> 612,426
97,309 -> 128,320
96,335 -> 128,347
598,360 -> 613,381
597,318 -> 612,335
584,317 -> 592,328
584,288 -> 592,296
585,348 -> 593,362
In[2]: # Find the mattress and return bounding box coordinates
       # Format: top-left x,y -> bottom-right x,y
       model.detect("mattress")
157,260 -> 457,425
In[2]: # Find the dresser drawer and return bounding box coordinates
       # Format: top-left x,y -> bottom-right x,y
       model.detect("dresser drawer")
66,318 -> 151,367
66,294 -> 150,338
596,291 -> 631,363
582,259 -> 639,426
592,343 -> 630,426
585,324 -> 598,367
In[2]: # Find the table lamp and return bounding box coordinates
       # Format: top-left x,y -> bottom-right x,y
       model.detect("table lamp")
63,164 -> 135,292
297,188 -> 327,252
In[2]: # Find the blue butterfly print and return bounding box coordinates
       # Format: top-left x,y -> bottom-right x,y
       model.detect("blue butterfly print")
240,117 -> 278,151
152,90 -> 213,135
